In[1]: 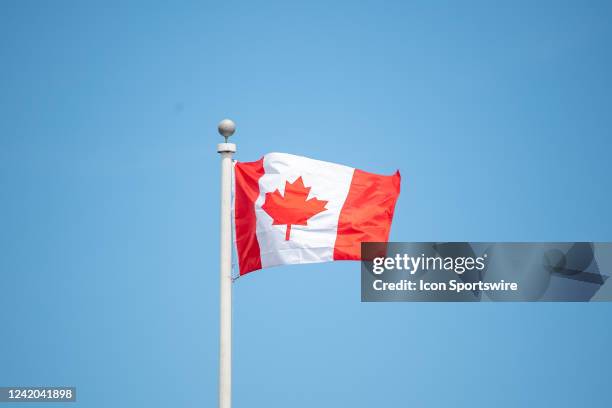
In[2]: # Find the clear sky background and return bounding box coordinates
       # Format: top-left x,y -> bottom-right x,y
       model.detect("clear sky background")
1,1 -> 612,407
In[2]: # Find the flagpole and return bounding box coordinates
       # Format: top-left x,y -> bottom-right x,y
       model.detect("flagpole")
217,119 -> 236,408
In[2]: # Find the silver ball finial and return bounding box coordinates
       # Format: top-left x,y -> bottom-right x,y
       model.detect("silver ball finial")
218,119 -> 236,141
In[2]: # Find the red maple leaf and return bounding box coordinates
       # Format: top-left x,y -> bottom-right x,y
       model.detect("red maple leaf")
261,176 -> 328,241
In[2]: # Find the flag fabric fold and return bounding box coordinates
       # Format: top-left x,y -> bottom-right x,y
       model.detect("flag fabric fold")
233,152 -> 400,275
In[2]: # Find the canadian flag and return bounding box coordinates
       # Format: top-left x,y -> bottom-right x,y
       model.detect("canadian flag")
233,153 -> 401,275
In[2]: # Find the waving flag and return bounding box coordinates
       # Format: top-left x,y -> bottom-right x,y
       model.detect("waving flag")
233,152 -> 401,275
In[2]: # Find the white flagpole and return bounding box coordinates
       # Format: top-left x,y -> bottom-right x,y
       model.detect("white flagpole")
217,119 -> 236,408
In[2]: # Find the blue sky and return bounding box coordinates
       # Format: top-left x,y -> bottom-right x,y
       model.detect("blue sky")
1,1 -> 612,407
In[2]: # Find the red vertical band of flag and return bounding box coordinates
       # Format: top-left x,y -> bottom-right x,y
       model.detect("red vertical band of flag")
333,169 -> 401,260
234,158 -> 264,274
